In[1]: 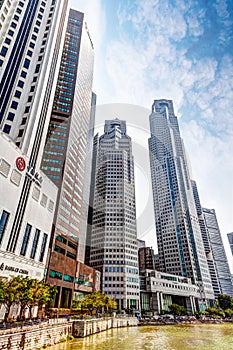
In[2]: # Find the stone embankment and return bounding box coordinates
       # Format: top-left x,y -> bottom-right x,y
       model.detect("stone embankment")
0,317 -> 138,349
73,316 -> 138,337
0,318 -> 72,350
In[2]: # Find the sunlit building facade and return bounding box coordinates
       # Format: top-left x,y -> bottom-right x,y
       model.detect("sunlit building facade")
88,120 -> 140,310
191,180 -> 221,298
41,9 -> 96,307
0,0 -> 69,283
148,99 -> 214,309
203,208 -> 233,296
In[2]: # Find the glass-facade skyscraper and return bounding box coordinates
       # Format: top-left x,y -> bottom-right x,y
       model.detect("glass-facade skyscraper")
148,99 -> 214,309
41,9 -> 95,308
191,180 -> 221,298
88,120 -> 140,310
203,208 -> 233,296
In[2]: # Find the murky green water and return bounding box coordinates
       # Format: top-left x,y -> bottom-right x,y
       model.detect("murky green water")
51,324 -> 233,350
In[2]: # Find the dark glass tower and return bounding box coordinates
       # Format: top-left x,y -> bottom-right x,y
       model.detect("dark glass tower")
41,9 -> 95,308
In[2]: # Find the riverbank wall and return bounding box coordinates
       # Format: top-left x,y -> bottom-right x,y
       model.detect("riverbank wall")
0,317 -> 138,349
0,318 -> 72,350
73,317 -> 138,337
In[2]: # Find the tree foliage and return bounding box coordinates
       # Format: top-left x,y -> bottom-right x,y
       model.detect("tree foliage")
169,304 -> 188,316
0,276 -> 57,321
217,294 -> 233,310
79,291 -> 117,315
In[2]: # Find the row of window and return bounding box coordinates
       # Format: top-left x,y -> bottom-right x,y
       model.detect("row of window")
49,269 -> 74,283
0,209 -> 48,263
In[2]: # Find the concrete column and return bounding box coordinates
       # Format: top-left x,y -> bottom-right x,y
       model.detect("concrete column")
192,297 -> 197,312
160,293 -> 163,311
156,292 -> 161,314
189,296 -> 194,315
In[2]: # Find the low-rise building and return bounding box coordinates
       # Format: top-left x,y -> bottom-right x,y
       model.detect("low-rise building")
140,269 -> 199,314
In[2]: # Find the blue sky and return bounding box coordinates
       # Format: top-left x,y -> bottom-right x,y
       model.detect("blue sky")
70,0 -> 233,264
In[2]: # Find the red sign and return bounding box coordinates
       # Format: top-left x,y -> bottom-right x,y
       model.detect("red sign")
16,157 -> 26,171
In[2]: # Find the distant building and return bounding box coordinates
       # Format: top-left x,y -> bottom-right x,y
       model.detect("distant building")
227,233 -> 233,256
88,119 -> 140,310
138,247 -> 156,270
148,99 -> 214,310
191,180 -> 221,298
137,239 -> 146,250
203,208 -> 233,296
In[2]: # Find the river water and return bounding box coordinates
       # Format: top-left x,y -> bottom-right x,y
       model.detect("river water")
51,324 -> 233,350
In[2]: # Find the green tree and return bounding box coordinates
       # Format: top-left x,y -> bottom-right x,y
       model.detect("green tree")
169,304 -> 188,316
217,294 -> 233,310
224,308 -> 233,318
80,291 -> 117,315
1,275 -> 22,321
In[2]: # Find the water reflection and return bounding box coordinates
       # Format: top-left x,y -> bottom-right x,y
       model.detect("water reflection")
52,324 -> 233,350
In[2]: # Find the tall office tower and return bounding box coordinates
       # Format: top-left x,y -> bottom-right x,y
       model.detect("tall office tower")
0,1 -> 69,283
227,233 -> 233,256
191,180 -> 221,298
203,208 -> 233,296
41,10 -> 95,308
88,120 -> 140,310
148,99 -> 214,309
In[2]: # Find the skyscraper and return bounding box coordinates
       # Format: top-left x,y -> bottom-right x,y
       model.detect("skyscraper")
41,9 -> 96,307
0,0 -> 68,281
227,233 -> 233,256
191,180 -> 221,298
203,208 -> 233,296
88,120 -> 140,310
148,99 -> 214,309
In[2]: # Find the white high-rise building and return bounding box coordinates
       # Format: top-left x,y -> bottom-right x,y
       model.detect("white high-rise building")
0,0 -> 69,282
88,120 -> 140,310
148,99 -> 214,309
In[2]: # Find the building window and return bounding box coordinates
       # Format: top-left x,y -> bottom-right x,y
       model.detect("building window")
18,80 -> 24,88
3,124 -> 11,134
49,269 -> 62,280
11,101 -> 18,109
20,223 -> 32,256
15,90 -> 21,98
39,233 -> 48,262
8,30 -> 14,36
21,117 -> 27,125
30,228 -> 40,259
18,129 -> 23,137
68,241 -> 77,250
66,251 -> 76,260
24,58 -> 30,69
0,46 -> 8,57
0,210 -> 9,244
56,234 -> 67,244
21,71 -> 27,78
4,38 -> 11,45
54,245 -> 65,255
7,113 -> 15,121
63,274 -> 74,283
